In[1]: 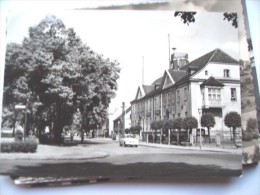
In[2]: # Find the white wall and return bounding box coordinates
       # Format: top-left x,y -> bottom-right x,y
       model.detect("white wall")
193,62 -> 240,80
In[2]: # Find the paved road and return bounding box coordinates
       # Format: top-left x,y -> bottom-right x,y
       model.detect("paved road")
0,140 -> 242,177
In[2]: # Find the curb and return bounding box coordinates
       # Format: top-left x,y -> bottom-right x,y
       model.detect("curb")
138,143 -> 241,154
0,151 -> 109,161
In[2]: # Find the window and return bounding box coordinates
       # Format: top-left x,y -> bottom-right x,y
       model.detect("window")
231,88 -> 237,101
224,69 -> 230,78
208,88 -> 221,100
205,70 -> 208,76
177,90 -> 180,103
184,87 -> 188,101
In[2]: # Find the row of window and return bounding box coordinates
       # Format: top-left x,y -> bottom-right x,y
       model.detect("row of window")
132,87 -> 189,120
206,88 -> 237,101
132,86 -> 238,121
205,69 -> 231,78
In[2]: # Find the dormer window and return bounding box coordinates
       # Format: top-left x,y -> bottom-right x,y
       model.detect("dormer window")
224,69 -> 230,78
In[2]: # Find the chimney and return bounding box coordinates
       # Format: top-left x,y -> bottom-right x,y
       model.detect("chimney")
170,48 -> 177,69
170,48 -> 189,70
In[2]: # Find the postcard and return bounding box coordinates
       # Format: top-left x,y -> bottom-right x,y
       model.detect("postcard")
1,0 -> 256,179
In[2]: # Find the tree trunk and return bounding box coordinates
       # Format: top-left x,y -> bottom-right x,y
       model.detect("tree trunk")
80,130 -> 84,143
230,128 -> 232,141
168,129 -> 171,145
187,129 -> 190,142
53,122 -> 63,144
208,128 -> 211,143
160,129 -> 162,144
233,127 -> 236,144
177,129 -> 180,145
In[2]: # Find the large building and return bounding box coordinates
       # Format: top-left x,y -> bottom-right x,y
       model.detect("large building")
130,48 -> 241,140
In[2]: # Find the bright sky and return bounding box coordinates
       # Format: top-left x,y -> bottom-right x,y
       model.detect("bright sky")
0,0 -> 249,130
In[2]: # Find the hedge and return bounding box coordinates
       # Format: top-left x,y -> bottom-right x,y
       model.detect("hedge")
1,138 -> 38,153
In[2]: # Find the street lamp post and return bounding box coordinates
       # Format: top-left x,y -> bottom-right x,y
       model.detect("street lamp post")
118,120 -> 120,141
198,108 -> 202,150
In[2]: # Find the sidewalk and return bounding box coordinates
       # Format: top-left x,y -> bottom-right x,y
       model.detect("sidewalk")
0,143 -> 109,160
139,142 -> 241,154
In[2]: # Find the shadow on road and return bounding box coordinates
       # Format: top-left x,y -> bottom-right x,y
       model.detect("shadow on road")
8,161 -> 242,178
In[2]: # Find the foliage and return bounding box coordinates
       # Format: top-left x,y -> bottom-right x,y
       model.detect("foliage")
182,116 -> 198,131
224,112 -> 241,129
173,118 -> 182,130
224,112 -> 241,143
242,118 -> 259,141
129,125 -> 142,134
174,11 -> 237,28
1,137 -> 38,153
223,12 -> 238,28
14,129 -> 23,141
173,118 -> 183,145
2,15 -> 120,144
174,12 -> 196,25
200,113 -> 215,143
39,133 -> 54,145
246,118 -> 257,130
242,130 -> 259,141
163,119 -> 173,130
151,120 -> 164,130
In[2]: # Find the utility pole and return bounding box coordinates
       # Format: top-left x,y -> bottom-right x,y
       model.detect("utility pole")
142,56 -> 144,85
168,34 -> 171,66
122,102 -> 125,135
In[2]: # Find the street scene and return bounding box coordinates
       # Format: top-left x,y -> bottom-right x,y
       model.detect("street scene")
0,6 -> 259,179
0,137 -> 242,177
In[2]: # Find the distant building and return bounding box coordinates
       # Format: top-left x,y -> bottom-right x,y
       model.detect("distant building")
131,48 -> 241,139
113,107 -> 131,134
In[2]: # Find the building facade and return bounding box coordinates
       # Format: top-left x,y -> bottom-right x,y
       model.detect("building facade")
131,49 -> 241,139
113,106 -> 131,134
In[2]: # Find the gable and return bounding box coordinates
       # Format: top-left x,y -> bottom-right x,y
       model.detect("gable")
162,70 -> 174,89
135,87 -> 143,100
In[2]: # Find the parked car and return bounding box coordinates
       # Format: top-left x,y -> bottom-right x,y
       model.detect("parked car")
119,134 -> 139,147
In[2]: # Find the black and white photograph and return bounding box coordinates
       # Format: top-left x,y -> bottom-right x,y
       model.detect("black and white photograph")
1,1 -> 256,179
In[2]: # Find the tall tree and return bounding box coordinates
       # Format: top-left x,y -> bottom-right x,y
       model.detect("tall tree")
200,113 -> 215,143
224,112 -> 241,144
173,118 -> 182,145
182,116 -> 198,142
2,15 -> 120,144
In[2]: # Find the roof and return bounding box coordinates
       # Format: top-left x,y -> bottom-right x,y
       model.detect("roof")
142,85 -> 155,94
200,76 -> 224,87
113,106 -> 131,122
131,48 -> 238,104
168,69 -> 186,82
180,48 -> 238,72
152,77 -> 163,85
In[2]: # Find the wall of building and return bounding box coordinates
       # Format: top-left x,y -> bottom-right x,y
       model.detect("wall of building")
193,62 -> 240,80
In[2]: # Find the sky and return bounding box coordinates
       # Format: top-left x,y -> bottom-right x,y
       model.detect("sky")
0,0 -> 249,130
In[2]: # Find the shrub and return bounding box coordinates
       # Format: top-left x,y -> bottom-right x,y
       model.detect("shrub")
242,118 -> 259,141
246,118 -> 257,130
1,137 -> 38,153
39,133 -> 54,144
15,130 -> 23,141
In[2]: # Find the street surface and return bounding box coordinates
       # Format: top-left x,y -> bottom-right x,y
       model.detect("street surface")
0,139 -> 242,178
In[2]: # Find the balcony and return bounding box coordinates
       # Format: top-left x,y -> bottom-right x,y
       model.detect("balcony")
203,100 -> 223,108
